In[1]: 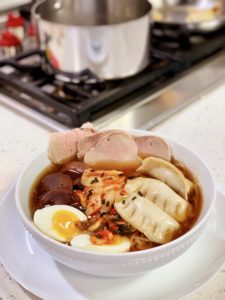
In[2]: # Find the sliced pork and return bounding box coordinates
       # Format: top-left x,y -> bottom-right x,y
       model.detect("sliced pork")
77,130 -> 122,160
77,132 -> 104,160
79,122 -> 96,132
48,123 -> 97,165
48,131 -> 79,164
134,135 -> 171,161
84,132 -> 141,172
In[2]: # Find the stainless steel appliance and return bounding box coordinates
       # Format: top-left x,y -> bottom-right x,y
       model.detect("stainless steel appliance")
33,0 -> 152,79
151,0 -> 225,33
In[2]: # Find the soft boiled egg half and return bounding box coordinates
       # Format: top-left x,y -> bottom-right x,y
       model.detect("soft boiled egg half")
34,204 -> 131,253
33,205 -> 87,242
71,234 -> 131,253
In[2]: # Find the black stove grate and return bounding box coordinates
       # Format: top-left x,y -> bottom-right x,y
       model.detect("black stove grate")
0,28 -> 225,127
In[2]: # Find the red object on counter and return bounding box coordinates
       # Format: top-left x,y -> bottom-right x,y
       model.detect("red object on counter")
6,13 -> 24,28
46,48 -> 60,69
28,22 -> 37,37
0,31 -> 21,47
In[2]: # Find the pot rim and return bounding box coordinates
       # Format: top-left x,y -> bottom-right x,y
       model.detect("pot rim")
33,0 -> 152,27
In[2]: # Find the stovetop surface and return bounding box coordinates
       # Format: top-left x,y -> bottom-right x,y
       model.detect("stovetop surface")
0,26 -> 225,127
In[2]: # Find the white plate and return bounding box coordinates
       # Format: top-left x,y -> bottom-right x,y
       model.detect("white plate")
0,186 -> 225,300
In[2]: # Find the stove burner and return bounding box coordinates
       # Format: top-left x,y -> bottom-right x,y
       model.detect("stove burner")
0,27 -> 225,127
153,27 -> 191,50
152,23 -> 225,51
41,54 -> 105,87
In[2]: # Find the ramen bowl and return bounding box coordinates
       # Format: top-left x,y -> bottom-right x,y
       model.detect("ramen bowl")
15,130 -> 216,277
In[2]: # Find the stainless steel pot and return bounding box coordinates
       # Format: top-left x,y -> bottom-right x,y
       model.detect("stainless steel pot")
151,0 -> 225,33
33,0 -> 152,80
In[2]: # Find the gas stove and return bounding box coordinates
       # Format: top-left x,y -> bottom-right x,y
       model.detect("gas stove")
1,23 -> 225,130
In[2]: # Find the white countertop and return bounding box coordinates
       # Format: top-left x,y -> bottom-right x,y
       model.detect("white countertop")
0,0 -> 31,12
1,78 -> 225,299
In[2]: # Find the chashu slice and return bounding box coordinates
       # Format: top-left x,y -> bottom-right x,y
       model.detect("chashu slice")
77,132 -> 105,160
77,130 -> 125,160
48,130 -> 78,164
134,135 -> 171,161
84,132 -> 141,171
48,123 -> 96,165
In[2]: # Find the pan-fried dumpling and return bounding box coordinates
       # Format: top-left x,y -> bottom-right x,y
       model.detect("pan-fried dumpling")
125,178 -> 193,222
137,157 -> 194,200
114,194 -> 180,244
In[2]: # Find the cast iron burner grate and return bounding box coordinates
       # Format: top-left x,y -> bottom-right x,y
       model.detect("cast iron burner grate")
0,27 -> 225,127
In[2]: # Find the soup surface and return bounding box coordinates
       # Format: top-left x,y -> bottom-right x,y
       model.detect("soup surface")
30,156 -> 202,253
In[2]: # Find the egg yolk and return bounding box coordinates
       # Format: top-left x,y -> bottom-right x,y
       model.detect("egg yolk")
52,210 -> 80,241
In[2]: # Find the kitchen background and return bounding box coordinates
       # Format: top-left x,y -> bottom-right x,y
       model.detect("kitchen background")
1,0 -> 225,130
1,0 -> 225,299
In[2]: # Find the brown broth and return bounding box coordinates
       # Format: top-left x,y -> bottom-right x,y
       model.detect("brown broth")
29,163 -> 61,216
172,156 -> 203,229
30,158 -> 203,251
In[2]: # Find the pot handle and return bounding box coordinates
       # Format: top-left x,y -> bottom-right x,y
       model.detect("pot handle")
31,0 -> 64,19
31,0 -> 46,49
31,0 -> 46,20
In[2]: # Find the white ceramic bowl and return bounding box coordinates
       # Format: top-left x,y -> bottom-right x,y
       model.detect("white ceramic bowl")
15,130 -> 216,277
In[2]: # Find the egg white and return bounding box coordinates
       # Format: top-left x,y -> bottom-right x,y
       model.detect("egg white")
33,205 -> 87,242
70,233 -> 131,253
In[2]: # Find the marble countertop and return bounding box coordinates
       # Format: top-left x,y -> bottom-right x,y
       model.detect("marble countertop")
1,78 -> 225,299
0,0 -> 31,11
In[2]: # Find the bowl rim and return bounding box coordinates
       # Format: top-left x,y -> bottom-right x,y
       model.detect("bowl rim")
15,129 -> 216,258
